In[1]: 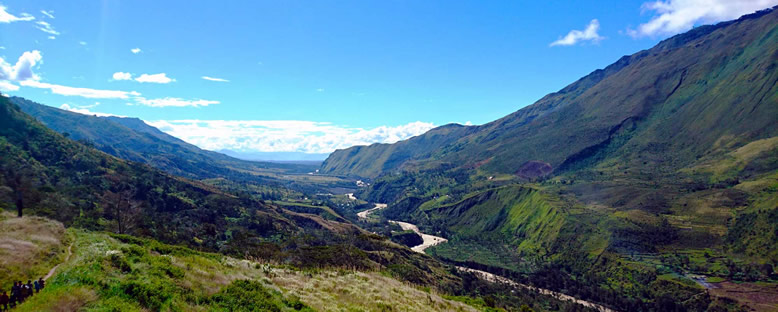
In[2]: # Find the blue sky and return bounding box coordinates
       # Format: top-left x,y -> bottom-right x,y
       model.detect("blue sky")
1,0 -> 776,154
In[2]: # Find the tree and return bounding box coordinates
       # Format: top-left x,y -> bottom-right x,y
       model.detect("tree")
7,169 -> 34,218
102,182 -> 142,234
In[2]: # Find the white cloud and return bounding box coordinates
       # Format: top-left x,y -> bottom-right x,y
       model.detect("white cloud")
134,97 -> 219,108
0,50 -> 42,81
35,20 -> 59,36
201,76 -> 229,82
0,5 -> 34,23
316,88 -> 325,92
112,72 -> 133,81
40,10 -> 54,19
79,41 -> 87,46
59,103 -> 121,117
112,72 -> 176,84
630,0 -> 778,37
146,119 -> 435,154
134,73 -> 174,84
21,80 -> 141,99
0,80 -> 19,92
551,19 -> 605,46
131,48 -> 142,54
0,50 -> 214,108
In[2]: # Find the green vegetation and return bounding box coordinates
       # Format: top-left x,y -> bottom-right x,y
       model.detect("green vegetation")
391,230 -> 424,247
6,221 -> 516,312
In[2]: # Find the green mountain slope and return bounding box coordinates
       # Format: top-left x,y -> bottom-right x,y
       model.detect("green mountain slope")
322,7 -> 778,179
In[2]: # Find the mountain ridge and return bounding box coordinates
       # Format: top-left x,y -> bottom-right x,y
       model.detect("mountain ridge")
321,6 -> 778,179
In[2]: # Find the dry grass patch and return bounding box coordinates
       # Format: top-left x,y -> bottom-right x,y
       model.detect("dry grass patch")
0,211 -> 67,287
710,281 -> 778,312
270,269 -> 479,312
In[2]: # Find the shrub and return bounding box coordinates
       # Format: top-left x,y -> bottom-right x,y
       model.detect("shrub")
119,280 -> 176,310
210,279 -> 312,311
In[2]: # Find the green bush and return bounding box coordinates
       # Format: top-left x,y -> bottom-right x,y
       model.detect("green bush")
210,279 -> 312,311
108,253 -> 132,273
118,280 -> 176,310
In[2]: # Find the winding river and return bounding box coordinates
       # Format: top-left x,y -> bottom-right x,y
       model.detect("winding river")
356,202 -> 618,312
357,203 -> 448,253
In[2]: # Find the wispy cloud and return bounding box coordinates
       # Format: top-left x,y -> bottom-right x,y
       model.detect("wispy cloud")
35,20 -> 59,36
2,50 -> 138,99
21,80 -> 141,99
316,88 -> 325,92
79,41 -> 87,46
111,72 -> 174,84
0,80 -> 19,92
550,19 -> 604,46
147,120 -> 435,154
629,0 -> 778,37
0,5 -> 34,23
201,76 -> 229,82
40,10 -> 54,19
134,73 -> 174,84
2,51 -> 214,107
131,48 -> 142,54
134,97 -> 219,108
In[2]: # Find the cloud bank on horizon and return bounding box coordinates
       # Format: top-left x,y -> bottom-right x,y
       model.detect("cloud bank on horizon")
147,119 -> 436,154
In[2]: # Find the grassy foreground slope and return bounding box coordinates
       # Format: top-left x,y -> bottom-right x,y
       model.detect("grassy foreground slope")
2,213 -> 481,312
